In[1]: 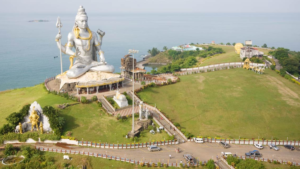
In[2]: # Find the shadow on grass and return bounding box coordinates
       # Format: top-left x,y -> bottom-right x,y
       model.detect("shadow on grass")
60,114 -> 80,135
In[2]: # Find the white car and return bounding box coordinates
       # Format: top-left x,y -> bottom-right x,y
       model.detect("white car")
268,143 -> 279,151
221,152 -> 234,158
254,143 -> 264,149
148,145 -> 161,152
193,137 -> 204,143
150,130 -> 155,134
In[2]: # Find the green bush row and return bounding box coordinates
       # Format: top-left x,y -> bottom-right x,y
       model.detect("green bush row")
0,132 -> 60,144
106,97 -> 120,109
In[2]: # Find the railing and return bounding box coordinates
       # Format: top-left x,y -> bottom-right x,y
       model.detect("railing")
77,140 -> 178,149
44,77 -> 55,91
143,103 -> 188,141
35,146 -> 205,168
186,137 -> 300,146
101,96 -> 115,112
180,62 -> 266,72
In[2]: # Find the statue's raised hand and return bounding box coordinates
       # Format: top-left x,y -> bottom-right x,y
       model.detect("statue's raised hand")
55,33 -> 62,41
97,29 -> 105,37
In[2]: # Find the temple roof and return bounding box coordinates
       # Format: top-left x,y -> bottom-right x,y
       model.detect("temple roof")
130,67 -> 146,73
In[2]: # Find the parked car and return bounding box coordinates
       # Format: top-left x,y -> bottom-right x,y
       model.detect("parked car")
254,143 -> 264,149
183,154 -> 194,164
220,141 -> 230,148
158,126 -> 164,130
284,145 -> 295,151
268,143 -> 279,151
221,152 -> 235,158
150,130 -> 155,134
148,145 -> 161,152
193,137 -> 204,143
245,150 -> 262,157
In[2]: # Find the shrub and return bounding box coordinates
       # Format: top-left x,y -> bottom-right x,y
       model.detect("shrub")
106,97 -> 120,109
227,155 -> 240,166
66,131 -> 72,136
141,81 -> 146,85
98,102 -> 103,107
139,162 -> 144,167
4,144 -> 17,156
150,82 -> 156,87
91,96 -> 98,102
123,92 -> 133,105
0,124 -> 14,135
158,162 -> 161,167
43,106 -> 65,137
81,96 -> 88,103
270,65 -> 275,70
40,134 -> 60,141
164,163 -> 168,168
206,159 -> 215,169
279,68 -> 286,77
236,159 -> 265,169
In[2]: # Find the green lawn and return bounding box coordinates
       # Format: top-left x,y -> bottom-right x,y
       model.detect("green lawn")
196,45 -> 242,66
60,103 -> 170,143
0,84 -> 74,125
196,45 -> 272,67
0,84 -> 169,144
137,68 -> 300,140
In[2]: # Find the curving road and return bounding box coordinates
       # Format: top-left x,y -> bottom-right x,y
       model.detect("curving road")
36,142 -> 300,164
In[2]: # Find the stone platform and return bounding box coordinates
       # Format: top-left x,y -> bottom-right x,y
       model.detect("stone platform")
56,71 -> 124,90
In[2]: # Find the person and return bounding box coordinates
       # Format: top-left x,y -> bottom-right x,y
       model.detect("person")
180,160 -> 182,163
169,154 -> 171,159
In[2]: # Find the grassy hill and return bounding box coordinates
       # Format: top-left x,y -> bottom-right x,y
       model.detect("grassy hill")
0,84 -> 74,125
196,45 -> 272,66
137,68 -> 300,140
0,84 -> 169,143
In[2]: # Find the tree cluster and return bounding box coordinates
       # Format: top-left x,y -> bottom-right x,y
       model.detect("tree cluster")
227,156 -> 265,169
269,48 -> 300,76
150,46 -> 224,74
0,104 -> 30,135
148,47 -> 160,56
42,106 -> 65,137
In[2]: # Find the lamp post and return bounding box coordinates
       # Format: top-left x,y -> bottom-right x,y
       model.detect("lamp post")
128,49 -> 139,134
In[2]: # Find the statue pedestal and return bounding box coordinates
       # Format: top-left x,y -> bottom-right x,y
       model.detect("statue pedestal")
113,97 -> 128,108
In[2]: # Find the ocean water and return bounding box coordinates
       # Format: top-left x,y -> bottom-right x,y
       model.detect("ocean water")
0,13 -> 300,91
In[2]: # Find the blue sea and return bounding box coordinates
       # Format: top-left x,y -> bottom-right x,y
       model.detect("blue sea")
1,13 -> 300,91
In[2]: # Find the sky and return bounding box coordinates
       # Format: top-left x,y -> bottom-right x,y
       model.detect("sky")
2,0 -> 300,14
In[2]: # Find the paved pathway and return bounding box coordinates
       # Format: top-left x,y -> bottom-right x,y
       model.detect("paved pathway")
127,92 -> 186,142
113,106 -> 139,116
35,142 -> 300,164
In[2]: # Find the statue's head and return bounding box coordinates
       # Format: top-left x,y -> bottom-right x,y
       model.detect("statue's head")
75,6 -> 88,29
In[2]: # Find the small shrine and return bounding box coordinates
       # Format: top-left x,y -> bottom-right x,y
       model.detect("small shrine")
113,90 -> 128,108
139,101 -> 149,120
15,101 -> 52,134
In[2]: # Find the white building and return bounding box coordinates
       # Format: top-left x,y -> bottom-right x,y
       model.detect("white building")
240,47 -> 264,59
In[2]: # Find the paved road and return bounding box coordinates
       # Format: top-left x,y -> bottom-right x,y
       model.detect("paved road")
36,142 -> 300,164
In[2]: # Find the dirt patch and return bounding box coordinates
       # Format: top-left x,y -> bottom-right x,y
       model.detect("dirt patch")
196,76 -> 205,90
266,76 -> 300,107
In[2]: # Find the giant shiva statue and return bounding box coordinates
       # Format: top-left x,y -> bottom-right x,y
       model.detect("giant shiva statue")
55,6 -> 114,79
